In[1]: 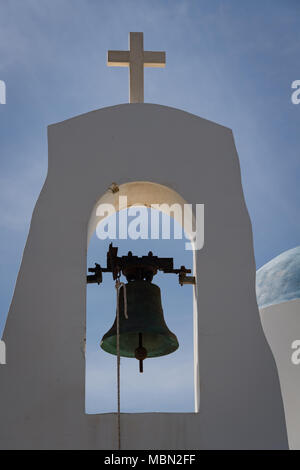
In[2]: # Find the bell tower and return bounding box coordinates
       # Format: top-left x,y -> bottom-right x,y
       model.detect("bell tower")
0,32 -> 288,449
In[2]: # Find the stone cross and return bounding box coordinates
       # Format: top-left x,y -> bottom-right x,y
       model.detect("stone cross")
107,32 -> 166,103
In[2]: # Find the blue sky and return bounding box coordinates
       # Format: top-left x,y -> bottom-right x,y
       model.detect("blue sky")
0,0 -> 299,412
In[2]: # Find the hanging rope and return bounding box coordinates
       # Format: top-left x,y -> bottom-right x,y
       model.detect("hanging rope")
115,279 -> 128,450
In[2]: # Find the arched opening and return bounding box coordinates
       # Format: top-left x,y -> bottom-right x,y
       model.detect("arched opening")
85,182 -> 199,413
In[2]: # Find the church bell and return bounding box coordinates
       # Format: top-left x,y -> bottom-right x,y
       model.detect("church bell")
87,243 -> 195,373
100,280 -> 179,366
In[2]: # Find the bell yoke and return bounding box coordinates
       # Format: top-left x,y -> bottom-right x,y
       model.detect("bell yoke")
87,243 -> 195,373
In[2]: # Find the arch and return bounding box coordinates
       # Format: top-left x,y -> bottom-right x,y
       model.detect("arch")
87,180 -> 199,412
88,181 -> 195,242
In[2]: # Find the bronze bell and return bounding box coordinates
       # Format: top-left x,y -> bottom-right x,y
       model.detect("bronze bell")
100,280 -> 179,370
87,244 -> 195,373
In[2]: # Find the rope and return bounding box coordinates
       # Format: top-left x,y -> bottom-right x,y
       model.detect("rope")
115,280 -> 128,450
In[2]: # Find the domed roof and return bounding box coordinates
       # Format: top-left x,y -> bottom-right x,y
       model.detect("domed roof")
256,246 -> 300,309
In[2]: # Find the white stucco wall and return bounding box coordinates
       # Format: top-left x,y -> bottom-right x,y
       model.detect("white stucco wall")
260,299 -> 300,450
0,103 -> 288,449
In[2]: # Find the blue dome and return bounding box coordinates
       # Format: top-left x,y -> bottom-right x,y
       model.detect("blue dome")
256,246 -> 300,308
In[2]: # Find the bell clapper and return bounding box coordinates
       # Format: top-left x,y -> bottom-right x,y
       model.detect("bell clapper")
135,333 -> 147,373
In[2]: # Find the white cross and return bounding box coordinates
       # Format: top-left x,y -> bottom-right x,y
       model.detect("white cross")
107,32 -> 166,103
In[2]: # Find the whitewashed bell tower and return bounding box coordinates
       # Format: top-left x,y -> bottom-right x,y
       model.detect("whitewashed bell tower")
0,33 -> 288,450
